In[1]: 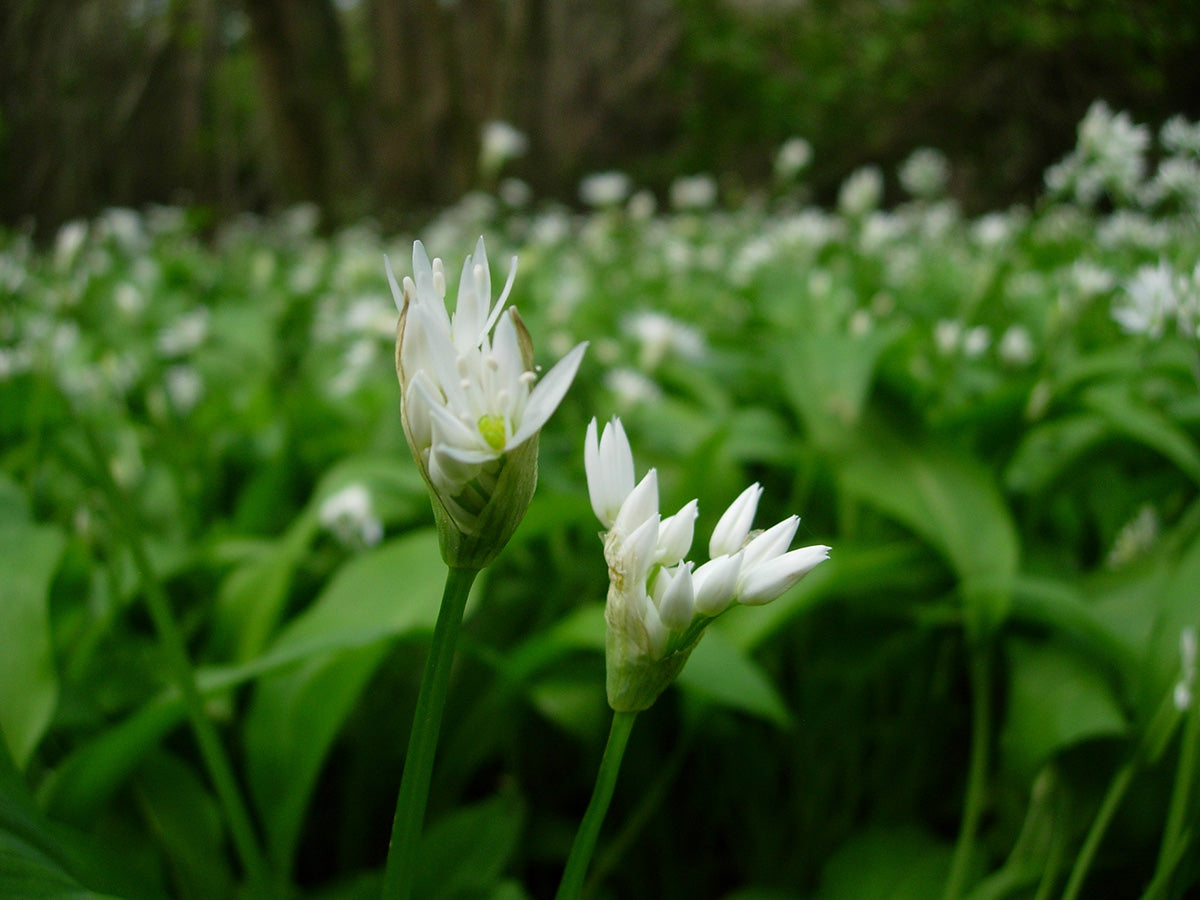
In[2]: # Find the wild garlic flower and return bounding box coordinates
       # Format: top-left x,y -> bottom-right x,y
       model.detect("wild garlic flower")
586,417 -> 829,711
319,483 -> 384,549
390,237 -> 587,568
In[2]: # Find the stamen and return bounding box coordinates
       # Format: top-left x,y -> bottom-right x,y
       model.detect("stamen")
519,371 -> 537,385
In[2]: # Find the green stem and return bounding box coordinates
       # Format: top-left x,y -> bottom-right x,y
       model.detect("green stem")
944,644 -> 993,900
555,710 -> 639,900
79,422 -> 273,895
381,565 -> 479,900
1144,681 -> 1200,899
1060,758 -> 1138,900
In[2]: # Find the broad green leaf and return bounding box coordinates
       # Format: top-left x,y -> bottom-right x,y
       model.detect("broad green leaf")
44,531 -> 446,825
814,826 -> 955,900
1139,527 -> 1200,717
0,507 -> 65,769
246,529 -> 444,872
1005,414 -> 1109,494
784,321 -> 906,450
838,425 -> 1018,637
1083,384 -> 1200,487
1000,637 -> 1128,779
412,791 -> 525,900
132,752 -> 231,900
678,627 -> 792,728
0,739 -> 126,900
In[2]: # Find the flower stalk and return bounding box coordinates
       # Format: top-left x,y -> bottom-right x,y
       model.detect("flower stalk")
554,711 -> 638,900
381,566 -> 479,900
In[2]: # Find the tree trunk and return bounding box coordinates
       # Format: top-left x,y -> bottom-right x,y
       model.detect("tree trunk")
240,0 -> 363,216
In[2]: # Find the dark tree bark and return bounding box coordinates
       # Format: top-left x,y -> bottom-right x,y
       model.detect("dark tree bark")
240,0 -> 364,215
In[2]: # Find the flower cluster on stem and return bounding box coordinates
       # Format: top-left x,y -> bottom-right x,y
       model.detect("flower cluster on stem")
390,237 -> 587,567
586,416 -> 829,711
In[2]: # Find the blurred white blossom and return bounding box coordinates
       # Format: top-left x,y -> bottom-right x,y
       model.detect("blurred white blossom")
624,310 -> 705,370
838,166 -> 884,217
899,147 -> 950,199
319,483 -> 384,549
579,171 -> 632,208
157,308 -> 210,357
480,120 -> 529,178
998,325 -> 1035,366
774,137 -> 812,182
669,175 -> 719,211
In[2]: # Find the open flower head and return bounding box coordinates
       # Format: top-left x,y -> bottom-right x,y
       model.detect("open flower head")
586,417 -> 829,711
391,237 -> 587,567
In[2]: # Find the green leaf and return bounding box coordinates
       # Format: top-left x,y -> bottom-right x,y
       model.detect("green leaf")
838,425 -> 1019,637
412,791 -> 525,900
1005,414 -> 1109,494
132,752 -> 232,900
0,739 -> 126,900
1139,527 -> 1200,717
1083,384 -> 1200,487
245,529 -> 445,872
1000,637 -> 1128,780
678,627 -> 792,727
0,495 -> 65,769
784,321 -> 906,450
814,826 -> 955,900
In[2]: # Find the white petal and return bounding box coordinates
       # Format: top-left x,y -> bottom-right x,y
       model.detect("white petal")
509,341 -> 588,446
453,252 -> 485,353
612,468 -> 660,539
709,483 -> 763,558
741,515 -> 800,570
412,241 -> 437,302
656,563 -> 695,631
384,255 -> 405,313
600,417 -> 635,505
692,552 -> 742,616
736,545 -> 829,606
403,378 -> 433,450
655,499 -> 698,566
490,309 -> 526,409
413,376 -> 487,452
618,513 -> 661,587
641,592 -> 670,660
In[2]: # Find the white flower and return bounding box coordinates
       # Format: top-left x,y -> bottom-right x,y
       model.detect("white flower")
1161,115 -> 1200,157
775,137 -> 812,182
899,147 -> 949,199
164,365 -> 204,415
586,417 -> 829,710
319,483 -> 384,549
623,310 -> 705,370
480,120 -> 529,177
157,308 -> 210,357
669,174 -> 719,211
391,237 -> 587,565
962,326 -> 991,359
579,171 -> 632,208
838,166 -> 884,218
998,325 -> 1035,367
1113,260 -> 1179,338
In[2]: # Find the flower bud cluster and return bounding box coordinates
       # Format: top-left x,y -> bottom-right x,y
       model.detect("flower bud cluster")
586,417 -> 829,710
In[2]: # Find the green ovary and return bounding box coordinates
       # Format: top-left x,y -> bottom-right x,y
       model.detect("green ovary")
478,414 -> 507,450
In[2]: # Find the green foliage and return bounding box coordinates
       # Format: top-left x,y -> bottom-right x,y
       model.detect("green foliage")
2,104 -> 1200,899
